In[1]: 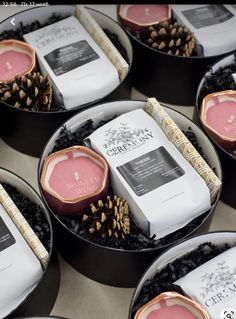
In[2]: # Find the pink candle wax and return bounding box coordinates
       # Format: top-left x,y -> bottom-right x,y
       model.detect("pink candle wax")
126,5 -> 169,24
49,152 -> 104,200
134,292 -> 210,319
206,99 -> 236,139
0,50 -> 32,81
147,300 -> 197,319
41,146 -> 109,215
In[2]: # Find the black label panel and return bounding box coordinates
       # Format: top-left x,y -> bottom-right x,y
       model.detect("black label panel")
44,40 -> 99,76
0,216 -> 16,252
117,147 -> 185,196
182,5 -> 233,29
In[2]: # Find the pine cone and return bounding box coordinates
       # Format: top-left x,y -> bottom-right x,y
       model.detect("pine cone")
0,72 -> 52,111
146,20 -> 196,57
81,195 -> 130,239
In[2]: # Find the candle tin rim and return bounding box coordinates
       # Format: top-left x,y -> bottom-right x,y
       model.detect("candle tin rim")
0,39 -> 36,82
118,4 -> 171,27
0,5 -> 133,114
40,145 -> 109,205
134,291 -> 211,319
200,89 -> 236,143
38,99 -> 222,253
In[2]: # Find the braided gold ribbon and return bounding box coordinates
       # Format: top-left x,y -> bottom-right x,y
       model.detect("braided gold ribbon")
146,98 -> 221,203
76,5 -> 129,81
0,183 -> 49,269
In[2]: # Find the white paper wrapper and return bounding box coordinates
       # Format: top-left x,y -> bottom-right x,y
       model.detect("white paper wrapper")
172,4 -> 236,56
0,203 -> 43,318
88,108 -> 211,238
175,247 -> 236,318
24,15 -> 120,109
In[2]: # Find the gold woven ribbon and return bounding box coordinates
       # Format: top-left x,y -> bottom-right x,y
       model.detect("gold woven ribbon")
0,183 -> 49,269
145,98 -> 222,203
76,5 -> 129,81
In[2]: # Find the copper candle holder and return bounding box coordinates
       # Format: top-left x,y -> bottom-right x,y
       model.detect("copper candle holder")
200,90 -> 236,150
0,39 -> 36,82
40,145 -> 109,215
134,291 -> 210,319
118,4 -> 171,37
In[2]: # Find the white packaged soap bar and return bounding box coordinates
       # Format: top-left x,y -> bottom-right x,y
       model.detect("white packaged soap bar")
23,16 -> 119,109
88,109 -> 211,238
175,247 -> 236,318
0,204 -> 43,317
171,5 -> 236,56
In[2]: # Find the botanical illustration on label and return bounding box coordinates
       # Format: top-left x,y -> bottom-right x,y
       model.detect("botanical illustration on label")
44,40 -> 99,76
182,5 -> 233,29
200,261 -> 236,308
0,216 -> 15,252
104,123 -> 154,156
117,147 -> 185,196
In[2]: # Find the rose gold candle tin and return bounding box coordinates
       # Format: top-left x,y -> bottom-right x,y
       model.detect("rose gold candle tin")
200,90 -> 236,150
134,291 -> 210,319
117,4 -> 171,37
40,145 -> 109,215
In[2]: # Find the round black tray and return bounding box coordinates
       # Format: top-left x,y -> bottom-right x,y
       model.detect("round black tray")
195,52 -> 236,208
0,168 -> 60,318
38,99 -> 222,288
0,5 -> 133,157
118,12 -> 235,106
129,231 -> 236,318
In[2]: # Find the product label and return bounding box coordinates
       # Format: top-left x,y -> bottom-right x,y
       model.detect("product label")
175,247 -> 236,318
0,216 -> 15,252
182,5 -> 233,29
44,40 -> 99,76
117,147 -> 185,196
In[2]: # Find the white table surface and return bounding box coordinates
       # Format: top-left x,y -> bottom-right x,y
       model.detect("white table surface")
0,4 -> 236,319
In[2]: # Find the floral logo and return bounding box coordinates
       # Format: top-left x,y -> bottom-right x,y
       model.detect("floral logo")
200,261 -> 236,299
103,123 -> 152,149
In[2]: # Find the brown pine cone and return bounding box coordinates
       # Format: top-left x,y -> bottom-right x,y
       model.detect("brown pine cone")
81,195 -> 130,239
146,20 -> 196,57
0,72 -> 52,111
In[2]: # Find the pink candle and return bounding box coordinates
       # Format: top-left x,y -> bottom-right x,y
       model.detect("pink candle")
147,300 -> 197,319
41,146 -> 109,215
201,90 -> 236,150
206,100 -> 236,138
126,5 -> 170,25
49,153 -> 104,200
0,50 -> 32,81
0,39 -> 35,81
118,5 -> 171,36
134,292 -> 210,319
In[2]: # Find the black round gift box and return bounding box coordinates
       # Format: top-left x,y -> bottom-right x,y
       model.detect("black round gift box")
0,5 -> 133,157
118,13 -> 235,106
195,53 -> 236,209
38,99 -> 222,288
128,231 -> 236,319
0,168 -> 60,318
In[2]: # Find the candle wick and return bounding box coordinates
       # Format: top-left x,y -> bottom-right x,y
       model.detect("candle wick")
74,172 -> 80,181
228,115 -> 235,124
6,61 -> 12,70
145,8 -> 150,15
